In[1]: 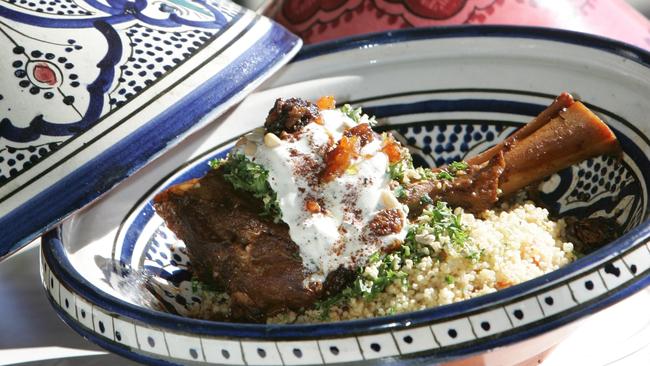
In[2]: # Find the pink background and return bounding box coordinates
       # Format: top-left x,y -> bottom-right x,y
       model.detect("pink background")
265,0 -> 650,50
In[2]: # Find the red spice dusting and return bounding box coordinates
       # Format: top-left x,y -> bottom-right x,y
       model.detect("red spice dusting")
331,238 -> 345,256
316,95 -> 336,110
320,135 -> 360,183
368,209 -> 403,236
344,123 -> 374,147
382,136 -> 402,163
294,155 -> 321,187
496,281 -> 512,289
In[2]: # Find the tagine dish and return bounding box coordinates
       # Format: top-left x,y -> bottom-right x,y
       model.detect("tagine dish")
38,29 -> 650,365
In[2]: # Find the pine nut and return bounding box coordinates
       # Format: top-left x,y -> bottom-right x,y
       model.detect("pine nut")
264,132 -> 281,148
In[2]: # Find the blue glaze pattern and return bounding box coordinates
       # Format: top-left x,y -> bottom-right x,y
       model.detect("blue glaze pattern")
0,0 -> 302,258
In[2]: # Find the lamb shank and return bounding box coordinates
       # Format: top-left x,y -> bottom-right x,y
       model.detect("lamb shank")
154,93 -> 620,323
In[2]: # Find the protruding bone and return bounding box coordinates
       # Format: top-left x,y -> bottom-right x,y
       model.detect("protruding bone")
405,93 -> 621,214
496,100 -> 621,195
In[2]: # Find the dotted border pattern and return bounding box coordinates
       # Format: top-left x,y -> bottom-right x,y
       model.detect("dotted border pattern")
41,239 -> 650,365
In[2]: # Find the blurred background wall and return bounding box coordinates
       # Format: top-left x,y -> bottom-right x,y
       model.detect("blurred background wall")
627,0 -> 650,17
234,0 -> 650,21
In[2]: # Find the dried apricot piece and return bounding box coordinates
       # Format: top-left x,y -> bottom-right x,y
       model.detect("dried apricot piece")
382,136 -> 402,163
344,123 -> 374,146
320,135 -> 360,183
316,95 -> 336,110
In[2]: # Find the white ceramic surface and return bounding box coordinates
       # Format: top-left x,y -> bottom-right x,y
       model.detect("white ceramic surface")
0,0 -> 301,258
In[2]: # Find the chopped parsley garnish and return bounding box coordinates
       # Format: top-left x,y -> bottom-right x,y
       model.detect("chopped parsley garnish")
420,195 -> 433,205
388,155 -> 414,182
433,160 -> 469,181
208,158 -> 226,169
401,225 -> 426,262
393,185 -> 408,199
388,162 -> 406,181
316,250 -> 409,319
465,248 -> 484,262
214,153 -> 282,222
436,170 -> 454,181
415,167 -> 436,180
316,200 -> 471,318
362,253 -> 408,299
445,275 -> 455,285
422,201 -> 469,249
400,161 -> 470,183
339,104 -> 377,126
449,161 -> 469,172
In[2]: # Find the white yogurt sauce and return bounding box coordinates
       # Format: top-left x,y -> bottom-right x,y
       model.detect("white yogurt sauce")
236,109 -> 407,284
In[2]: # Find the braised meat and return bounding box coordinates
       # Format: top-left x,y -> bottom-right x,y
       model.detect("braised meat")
564,216 -> 622,255
404,152 -> 506,216
153,169 -> 317,322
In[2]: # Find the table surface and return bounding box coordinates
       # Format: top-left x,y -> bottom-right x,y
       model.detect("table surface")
1,241 -> 650,366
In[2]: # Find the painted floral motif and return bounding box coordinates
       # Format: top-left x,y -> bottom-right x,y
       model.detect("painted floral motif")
281,0 -> 351,23
0,0 -> 242,183
266,0 -> 650,50
381,0 -> 470,20
268,0 -> 501,40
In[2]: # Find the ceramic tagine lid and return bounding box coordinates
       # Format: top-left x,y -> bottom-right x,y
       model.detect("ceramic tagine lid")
0,0 -> 301,259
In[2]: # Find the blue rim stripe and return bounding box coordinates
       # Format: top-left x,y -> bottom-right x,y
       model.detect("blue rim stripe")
294,24 -> 650,68
47,295 -> 182,366
362,99 -> 544,119
0,20 -> 300,259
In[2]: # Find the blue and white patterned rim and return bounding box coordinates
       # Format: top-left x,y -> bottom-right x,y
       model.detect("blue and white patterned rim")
0,3 -> 301,259
42,213 -> 650,364
41,26 -> 650,365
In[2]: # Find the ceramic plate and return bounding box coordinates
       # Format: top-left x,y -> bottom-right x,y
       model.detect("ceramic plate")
42,26 -> 650,365
0,0 -> 301,259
